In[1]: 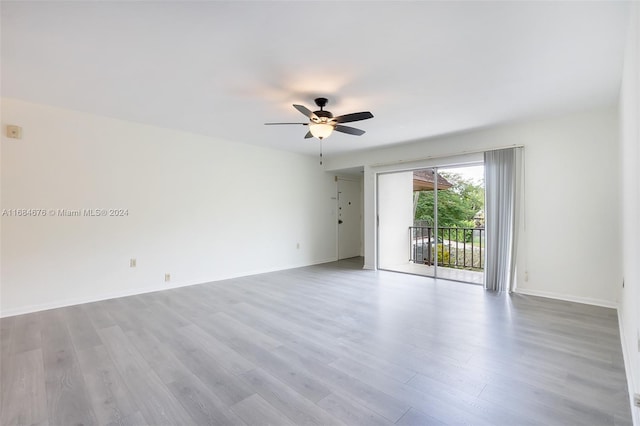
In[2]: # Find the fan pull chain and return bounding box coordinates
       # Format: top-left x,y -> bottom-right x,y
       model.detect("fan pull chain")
320,139 -> 323,165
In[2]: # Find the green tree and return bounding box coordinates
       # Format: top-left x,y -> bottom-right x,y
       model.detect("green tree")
415,172 -> 484,232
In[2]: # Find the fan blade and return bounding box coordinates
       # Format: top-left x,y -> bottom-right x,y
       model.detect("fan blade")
293,104 -> 319,120
304,131 -> 314,139
264,122 -> 308,125
334,125 -> 365,136
333,111 -> 373,124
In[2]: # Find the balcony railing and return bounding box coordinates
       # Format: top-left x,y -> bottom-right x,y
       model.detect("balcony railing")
409,226 -> 485,271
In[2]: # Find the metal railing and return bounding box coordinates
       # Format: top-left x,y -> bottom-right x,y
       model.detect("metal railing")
409,226 -> 485,271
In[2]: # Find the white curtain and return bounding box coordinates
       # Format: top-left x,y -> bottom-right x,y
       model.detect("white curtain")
484,147 -> 521,292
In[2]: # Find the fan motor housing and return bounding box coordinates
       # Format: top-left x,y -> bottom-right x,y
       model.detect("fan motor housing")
313,110 -> 334,120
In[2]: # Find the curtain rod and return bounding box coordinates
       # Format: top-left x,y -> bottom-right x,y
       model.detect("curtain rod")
369,144 -> 525,168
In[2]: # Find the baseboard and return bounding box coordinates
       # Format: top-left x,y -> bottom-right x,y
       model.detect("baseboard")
514,287 -> 618,309
618,309 -> 640,426
0,283 -> 186,318
0,257 -> 340,318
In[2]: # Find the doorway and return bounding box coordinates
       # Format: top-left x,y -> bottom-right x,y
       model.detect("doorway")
377,164 -> 485,284
337,177 -> 362,260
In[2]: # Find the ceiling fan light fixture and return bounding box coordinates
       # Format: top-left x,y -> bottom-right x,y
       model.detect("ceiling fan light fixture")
309,122 -> 333,139
264,97 -> 373,141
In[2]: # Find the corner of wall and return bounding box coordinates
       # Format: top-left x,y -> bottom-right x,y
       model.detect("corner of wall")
618,308 -> 640,426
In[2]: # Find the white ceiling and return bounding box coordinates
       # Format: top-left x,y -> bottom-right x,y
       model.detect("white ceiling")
1,1 -> 631,157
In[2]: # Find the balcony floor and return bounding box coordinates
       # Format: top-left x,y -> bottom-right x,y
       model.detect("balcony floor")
382,262 -> 484,285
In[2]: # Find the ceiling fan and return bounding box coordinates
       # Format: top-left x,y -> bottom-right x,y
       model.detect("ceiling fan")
265,97 -> 374,140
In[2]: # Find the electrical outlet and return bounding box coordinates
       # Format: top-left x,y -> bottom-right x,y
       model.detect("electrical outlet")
165,273 -> 171,282
524,271 -> 529,282
130,258 -> 136,268
296,242 -> 300,249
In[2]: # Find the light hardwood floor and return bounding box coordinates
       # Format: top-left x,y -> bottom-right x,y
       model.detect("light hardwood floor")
382,263 -> 484,285
0,257 -> 632,425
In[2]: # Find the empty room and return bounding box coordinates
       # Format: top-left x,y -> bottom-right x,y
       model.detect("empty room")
1,1 -> 639,425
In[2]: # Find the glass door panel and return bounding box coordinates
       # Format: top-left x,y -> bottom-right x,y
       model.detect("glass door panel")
434,165 -> 485,285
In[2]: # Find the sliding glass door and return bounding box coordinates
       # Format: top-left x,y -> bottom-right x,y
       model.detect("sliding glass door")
378,164 -> 485,284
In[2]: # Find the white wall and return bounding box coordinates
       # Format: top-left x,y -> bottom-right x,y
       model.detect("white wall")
617,2 -> 640,422
327,106 -> 621,307
377,171 -> 413,269
0,98 -> 338,316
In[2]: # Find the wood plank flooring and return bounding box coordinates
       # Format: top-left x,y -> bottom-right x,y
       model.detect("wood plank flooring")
0,257 -> 632,425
